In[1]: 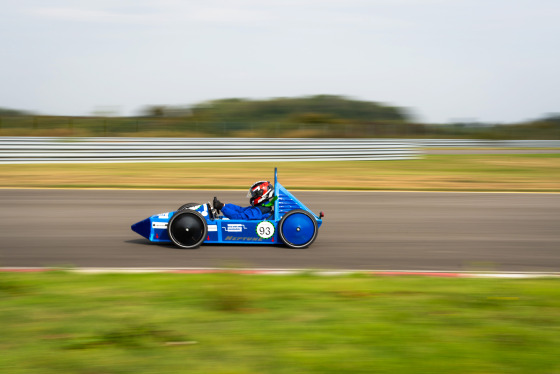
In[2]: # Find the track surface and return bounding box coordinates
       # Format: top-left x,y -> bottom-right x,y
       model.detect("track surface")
1,189 -> 559,271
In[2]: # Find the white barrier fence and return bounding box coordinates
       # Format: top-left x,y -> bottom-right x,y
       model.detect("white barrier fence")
0,137 -> 420,163
1,137 -> 557,164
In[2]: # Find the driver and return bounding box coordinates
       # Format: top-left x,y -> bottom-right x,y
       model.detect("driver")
212,181 -> 276,220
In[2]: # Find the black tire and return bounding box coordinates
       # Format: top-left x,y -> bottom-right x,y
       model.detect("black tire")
177,203 -> 200,212
278,209 -> 318,249
167,210 -> 207,249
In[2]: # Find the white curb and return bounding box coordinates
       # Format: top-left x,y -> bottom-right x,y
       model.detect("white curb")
2,267 -> 560,278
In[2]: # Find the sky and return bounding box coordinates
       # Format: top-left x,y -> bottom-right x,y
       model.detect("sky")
1,0 -> 559,123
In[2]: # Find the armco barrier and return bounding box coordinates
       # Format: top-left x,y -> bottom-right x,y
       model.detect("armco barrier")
1,137 -> 557,164
0,137 -> 420,163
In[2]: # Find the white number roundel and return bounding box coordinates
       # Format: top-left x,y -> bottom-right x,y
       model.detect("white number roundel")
256,221 -> 275,239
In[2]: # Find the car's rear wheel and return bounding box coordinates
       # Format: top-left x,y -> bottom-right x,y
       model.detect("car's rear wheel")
167,210 -> 207,249
278,209 -> 318,249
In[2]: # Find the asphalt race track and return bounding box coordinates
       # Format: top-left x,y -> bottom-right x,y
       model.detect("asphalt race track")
1,189 -> 559,271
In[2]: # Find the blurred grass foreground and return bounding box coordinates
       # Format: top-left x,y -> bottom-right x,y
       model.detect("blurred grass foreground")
1,271 -> 560,373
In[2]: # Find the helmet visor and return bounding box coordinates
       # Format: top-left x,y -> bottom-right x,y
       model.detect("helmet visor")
247,181 -> 268,198
247,189 -> 263,198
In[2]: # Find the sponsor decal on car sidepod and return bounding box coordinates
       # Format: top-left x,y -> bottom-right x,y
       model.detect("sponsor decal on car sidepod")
223,224 -> 246,233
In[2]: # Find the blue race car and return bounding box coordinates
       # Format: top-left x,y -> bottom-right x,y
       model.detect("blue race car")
131,168 -> 324,249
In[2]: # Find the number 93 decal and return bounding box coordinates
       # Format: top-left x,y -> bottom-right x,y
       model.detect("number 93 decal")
256,221 -> 275,239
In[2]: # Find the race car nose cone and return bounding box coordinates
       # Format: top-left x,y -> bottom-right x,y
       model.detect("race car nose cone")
131,217 -> 151,239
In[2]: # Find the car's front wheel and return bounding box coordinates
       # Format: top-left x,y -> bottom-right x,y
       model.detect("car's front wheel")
167,210 -> 207,249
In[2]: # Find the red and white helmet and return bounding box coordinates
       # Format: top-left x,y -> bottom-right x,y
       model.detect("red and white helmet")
247,181 -> 274,206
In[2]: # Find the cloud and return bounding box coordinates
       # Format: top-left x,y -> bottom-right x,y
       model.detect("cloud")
28,3 -> 272,26
26,1 -> 408,27
190,7 -> 269,23
30,7 -> 154,24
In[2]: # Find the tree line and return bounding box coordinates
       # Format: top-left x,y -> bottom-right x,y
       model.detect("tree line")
1,95 -> 558,139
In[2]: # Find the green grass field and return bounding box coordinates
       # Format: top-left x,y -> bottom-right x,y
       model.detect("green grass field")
1,154 -> 559,191
1,271 -> 560,374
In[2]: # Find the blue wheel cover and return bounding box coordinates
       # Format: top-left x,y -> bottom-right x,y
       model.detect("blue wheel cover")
281,213 -> 315,245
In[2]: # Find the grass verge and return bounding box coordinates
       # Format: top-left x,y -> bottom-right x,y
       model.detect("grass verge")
1,271 -> 560,373
0,154 -> 559,192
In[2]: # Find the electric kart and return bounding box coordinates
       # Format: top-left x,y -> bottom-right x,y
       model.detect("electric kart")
131,168 -> 324,249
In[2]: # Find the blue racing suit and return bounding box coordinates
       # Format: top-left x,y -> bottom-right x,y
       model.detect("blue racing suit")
221,204 -> 272,220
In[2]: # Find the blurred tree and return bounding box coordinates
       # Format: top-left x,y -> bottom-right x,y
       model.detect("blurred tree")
293,112 -> 341,124
0,107 -> 30,116
188,95 -> 410,123
140,106 -> 166,117
540,113 -> 560,125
